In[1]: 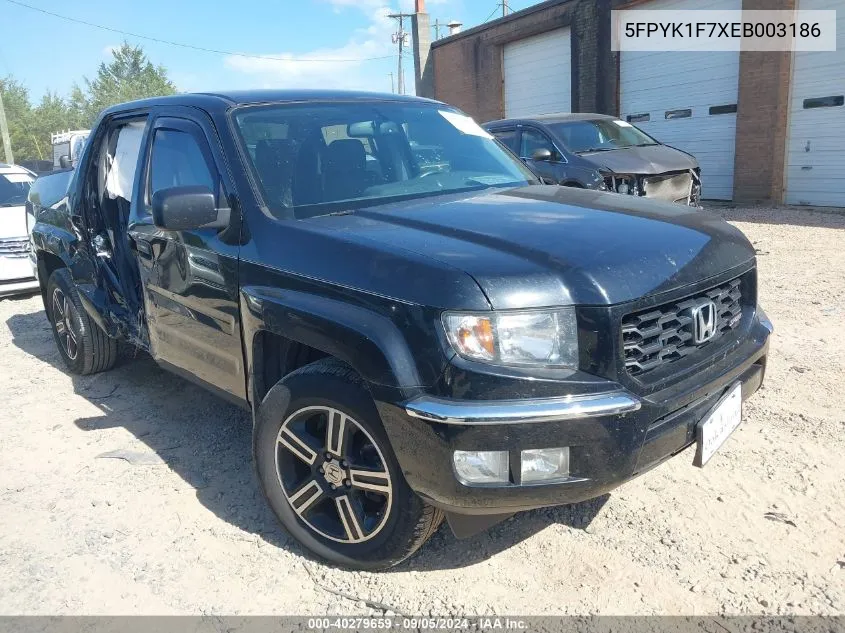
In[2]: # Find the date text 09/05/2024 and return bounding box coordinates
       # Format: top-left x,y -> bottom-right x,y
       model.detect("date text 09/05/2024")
307,618 -> 528,630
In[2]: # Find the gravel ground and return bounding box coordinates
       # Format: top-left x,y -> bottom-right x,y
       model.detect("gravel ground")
0,204 -> 843,616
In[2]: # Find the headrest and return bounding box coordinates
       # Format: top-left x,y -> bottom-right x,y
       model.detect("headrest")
255,139 -> 297,164
325,139 -> 366,168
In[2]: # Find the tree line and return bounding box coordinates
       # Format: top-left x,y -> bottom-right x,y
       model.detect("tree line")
0,43 -> 176,163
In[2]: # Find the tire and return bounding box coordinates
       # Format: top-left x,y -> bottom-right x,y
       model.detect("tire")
254,358 -> 443,570
46,268 -> 118,375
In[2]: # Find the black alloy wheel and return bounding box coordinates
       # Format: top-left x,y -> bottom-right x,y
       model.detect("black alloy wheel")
51,286 -> 79,361
254,358 -> 444,570
276,405 -> 393,544
46,268 -> 118,375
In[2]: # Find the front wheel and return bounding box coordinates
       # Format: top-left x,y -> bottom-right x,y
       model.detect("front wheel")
254,359 -> 443,570
46,268 -> 118,375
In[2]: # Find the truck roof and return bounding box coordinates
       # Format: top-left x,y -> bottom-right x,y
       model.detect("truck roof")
101,90 -> 442,116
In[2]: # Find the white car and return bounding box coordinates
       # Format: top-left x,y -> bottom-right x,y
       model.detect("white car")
0,164 -> 39,298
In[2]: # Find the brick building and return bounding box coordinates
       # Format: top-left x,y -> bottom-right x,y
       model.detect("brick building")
417,0 -> 844,206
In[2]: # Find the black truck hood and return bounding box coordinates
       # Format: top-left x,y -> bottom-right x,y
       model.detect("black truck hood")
303,185 -> 754,309
581,144 -> 698,175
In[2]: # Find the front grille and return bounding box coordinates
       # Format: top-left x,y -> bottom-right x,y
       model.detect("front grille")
622,277 -> 743,377
0,238 -> 30,258
642,172 -> 693,203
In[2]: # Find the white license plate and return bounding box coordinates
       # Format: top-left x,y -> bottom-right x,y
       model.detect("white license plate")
694,383 -> 742,467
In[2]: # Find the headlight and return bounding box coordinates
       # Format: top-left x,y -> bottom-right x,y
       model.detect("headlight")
442,308 -> 578,367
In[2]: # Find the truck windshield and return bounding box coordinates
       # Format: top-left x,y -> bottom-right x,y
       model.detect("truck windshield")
0,172 -> 34,207
232,102 -> 537,219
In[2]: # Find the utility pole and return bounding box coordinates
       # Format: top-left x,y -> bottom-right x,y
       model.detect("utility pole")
389,11 -> 413,95
500,1 -> 510,17
389,72 -> 395,94
0,88 -> 13,165
432,18 -> 442,40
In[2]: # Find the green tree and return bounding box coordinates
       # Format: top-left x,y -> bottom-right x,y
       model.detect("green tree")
30,92 -> 84,160
71,42 -> 177,126
1,44 -> 177,162
0,76 -> 40,161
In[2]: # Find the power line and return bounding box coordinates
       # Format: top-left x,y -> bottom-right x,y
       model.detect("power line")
3,0 -> 394,64
483,1 -> 511,23
482,6 -> 500,23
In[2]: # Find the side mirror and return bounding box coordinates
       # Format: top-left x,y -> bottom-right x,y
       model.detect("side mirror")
58,155 -> 72,169
531,148 -> 553,162
151,186 -> 230,231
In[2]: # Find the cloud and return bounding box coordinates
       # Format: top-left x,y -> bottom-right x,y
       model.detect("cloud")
223,1 -> 417,92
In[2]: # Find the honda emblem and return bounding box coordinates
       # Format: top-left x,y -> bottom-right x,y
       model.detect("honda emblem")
691,300 -> 718,344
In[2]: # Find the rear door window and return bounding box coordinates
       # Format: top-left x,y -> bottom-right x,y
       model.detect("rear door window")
104,121 -> 146,202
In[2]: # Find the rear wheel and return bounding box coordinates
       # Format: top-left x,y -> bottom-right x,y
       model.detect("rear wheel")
47,269 -> 118,375
254,358 -> 443,570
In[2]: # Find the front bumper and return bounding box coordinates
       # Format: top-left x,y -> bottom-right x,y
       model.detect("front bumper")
603,169 -> 701,206
0,277 -> 39,298
0,251 -> 39,298
377,313 -> 771,518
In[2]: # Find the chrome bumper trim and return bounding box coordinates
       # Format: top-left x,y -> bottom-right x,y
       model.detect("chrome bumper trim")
0,277 -> 39,297
404,391 -> 642,425
758,307 -> 774,334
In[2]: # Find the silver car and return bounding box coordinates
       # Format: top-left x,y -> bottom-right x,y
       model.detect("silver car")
0,164 -> 39,298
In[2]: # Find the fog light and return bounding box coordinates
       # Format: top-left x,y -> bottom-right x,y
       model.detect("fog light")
521,447 -> 570,483
453,451 -> 509,485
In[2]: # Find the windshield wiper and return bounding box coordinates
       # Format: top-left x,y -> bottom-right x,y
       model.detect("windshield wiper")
577,147 -> 617,154
464,178 -> 524,189
635,142 -> 660,147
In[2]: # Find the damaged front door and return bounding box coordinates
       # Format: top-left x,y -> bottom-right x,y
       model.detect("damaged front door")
127,109 -> 246,404
73,113 -> 150,341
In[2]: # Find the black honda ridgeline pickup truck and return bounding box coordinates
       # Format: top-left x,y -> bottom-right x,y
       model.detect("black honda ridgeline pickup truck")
31,91 -> 772,570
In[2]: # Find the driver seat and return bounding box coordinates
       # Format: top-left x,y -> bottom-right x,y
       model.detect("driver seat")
323,140 -> 367,202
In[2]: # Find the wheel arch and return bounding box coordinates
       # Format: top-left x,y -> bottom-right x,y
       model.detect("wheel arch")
36,249 -> 69,314
241,285 -> 424,408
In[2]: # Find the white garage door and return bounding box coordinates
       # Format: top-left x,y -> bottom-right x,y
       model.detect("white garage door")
785,0 -> 845,207
503,28 -> 571,118
620,0 -> 741,200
